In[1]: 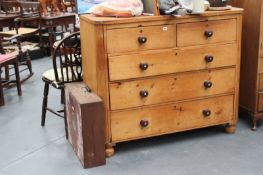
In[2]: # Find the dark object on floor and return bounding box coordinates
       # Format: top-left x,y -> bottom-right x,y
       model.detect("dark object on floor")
28,46 -> 46,60
65,82 -> 105,168
41,31 -> 82,138
0,35 -> 22,106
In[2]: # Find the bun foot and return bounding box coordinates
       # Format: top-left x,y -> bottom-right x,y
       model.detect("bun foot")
225,124 -> 236,134
105,146 -> 114,157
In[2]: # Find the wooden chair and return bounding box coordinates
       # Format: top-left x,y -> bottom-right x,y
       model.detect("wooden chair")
41,31 -> 82,137
0,35 -> 22,106
0,1 -> 42,83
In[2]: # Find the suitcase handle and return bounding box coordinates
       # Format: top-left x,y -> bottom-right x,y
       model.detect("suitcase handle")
81,86 -> 92,93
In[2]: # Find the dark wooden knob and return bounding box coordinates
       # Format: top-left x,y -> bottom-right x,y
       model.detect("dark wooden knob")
205,55 -> 214,63
204,30 -> 213,38
139,62 -> 148,71
140,90 -> 149,98
204,80 -> 213,88
138,36 -> 147,44
140,120 -> 149,127
203,109 -> 211,117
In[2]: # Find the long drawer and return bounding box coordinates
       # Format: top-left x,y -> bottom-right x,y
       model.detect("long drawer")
177,18 -> 237,47
108,44 -> 237,81
109,68 -> 236,110
106,25 -> 175,54
111,95 -> 234,142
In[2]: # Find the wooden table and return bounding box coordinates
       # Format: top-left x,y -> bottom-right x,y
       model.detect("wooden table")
40,12 -> 76,54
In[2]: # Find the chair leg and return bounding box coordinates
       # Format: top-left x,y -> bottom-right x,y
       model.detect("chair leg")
41,82 -> 49,126
13,62 -> 22,96
4,65 -> 9,82
25,51 -> 33,76
61,88 -> 65,104
0,69 -> 4,106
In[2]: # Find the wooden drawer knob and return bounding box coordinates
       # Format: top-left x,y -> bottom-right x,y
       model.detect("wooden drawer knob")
140,90 -> 149,98
204,30 -> 213,38
139,62 -> 149,71
204,80 -> 213,88
140,120 -> 149,127
203,109 -> 211,117
138,36 -> 147,44
205,55 -> 214,63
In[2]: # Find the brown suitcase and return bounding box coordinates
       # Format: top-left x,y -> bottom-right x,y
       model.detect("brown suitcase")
65,82 -> 105,168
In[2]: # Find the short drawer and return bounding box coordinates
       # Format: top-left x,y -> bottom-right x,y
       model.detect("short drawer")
258,92 -> 263,112
108,44 -> 237,81
111,95 -> 234,142
109,68 -> 236,110
106,25 -> 175,54
177,19 -> 237,47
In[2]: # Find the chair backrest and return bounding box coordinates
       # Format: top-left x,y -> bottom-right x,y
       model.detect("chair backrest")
15,1 -> 41,29
0,1 -> 20,14
52,32 -> 82,85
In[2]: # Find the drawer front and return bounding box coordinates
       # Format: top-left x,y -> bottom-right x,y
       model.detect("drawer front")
108,44 -> 237,81
111,95 -> 234,142
258,92 -> 263,112
109,68 -> 236,110
177,19 -> 237,47
106,25 -> 175,54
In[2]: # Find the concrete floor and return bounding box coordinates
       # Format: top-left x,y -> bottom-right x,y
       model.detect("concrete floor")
1,57 -> 263,175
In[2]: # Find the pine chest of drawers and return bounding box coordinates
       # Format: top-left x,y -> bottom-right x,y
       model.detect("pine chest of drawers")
80,8 -> 243,156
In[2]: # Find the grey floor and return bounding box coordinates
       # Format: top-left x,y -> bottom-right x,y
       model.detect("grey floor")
0,57 -> 263,175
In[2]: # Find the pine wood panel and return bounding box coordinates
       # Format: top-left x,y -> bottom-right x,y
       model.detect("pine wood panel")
177,18 -> 237,47
108,44 -> 237,81
109,68 -> 236,110
106,25 -> 175,54
80,19 -> 111,143
235,0 -> 262,112
111,95 -> 234,142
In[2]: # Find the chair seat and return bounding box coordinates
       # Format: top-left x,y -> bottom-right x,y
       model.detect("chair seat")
3,41 -> 38,54
0,27 -> 39,36
0,53 -> 17,64
42,67 -> 82,88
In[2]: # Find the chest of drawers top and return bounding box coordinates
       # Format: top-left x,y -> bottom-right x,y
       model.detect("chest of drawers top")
81,8 -> 242,55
